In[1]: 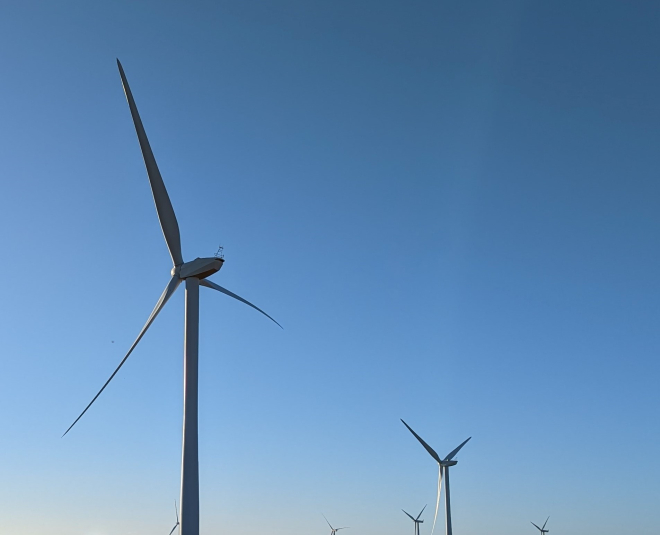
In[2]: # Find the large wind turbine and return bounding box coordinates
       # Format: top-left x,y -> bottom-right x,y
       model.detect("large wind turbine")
402,505 -> 426,535
63,60 -> 281,535
401,420 -> 470,535
531,517 -> 550,535
323,514 -> 349,535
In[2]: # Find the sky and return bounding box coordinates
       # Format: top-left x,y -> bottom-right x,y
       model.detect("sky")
1,1 -> 659,534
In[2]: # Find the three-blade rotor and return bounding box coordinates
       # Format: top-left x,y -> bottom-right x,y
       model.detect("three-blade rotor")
401,420 -> 471,535
168,501 -> 180,535
63,60 -> 280,437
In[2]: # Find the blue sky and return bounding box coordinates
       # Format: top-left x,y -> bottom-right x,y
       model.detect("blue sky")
1,1 -> 660,534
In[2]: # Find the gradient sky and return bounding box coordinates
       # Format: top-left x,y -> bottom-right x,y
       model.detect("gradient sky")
1,1 -> 660,534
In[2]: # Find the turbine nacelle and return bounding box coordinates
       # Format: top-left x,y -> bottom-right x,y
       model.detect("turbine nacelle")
441,460 -> 458,467
174,257 -> 224,280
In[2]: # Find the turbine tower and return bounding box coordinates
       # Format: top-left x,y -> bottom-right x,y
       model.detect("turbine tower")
168,501 -> 180,535
323,514 -> 349,535
401,420 -> 470,535
531,517 -> 550,535
64,60 -> 281,535
402,505 -> 426,535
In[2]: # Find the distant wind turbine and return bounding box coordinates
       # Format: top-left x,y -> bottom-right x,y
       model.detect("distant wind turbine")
168,501 -> 180,535
401,420 -> 470,535
531,517 -> 550,534
402,505 -> 426,535
323,514 -> 349,535
63,60 -> 281,535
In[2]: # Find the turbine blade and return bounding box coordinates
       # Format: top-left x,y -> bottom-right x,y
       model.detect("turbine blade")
431,464 -> 443,535
117,59 -> 184,267
175,500 -> 179,523
444,437 -> 471,461
62,275 -> 181,436
322,514 -> 333,530
542,517 -> 549,530
168,524 -> 179,535
416,504 -> 427,521
531,522 -> 542,531
402,510 -> 416,522
199,279 -> 282,328
400,420 -> 442,463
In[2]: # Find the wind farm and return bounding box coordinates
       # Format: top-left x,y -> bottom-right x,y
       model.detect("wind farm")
3,2 -> 659,535
51,60 -> 557,535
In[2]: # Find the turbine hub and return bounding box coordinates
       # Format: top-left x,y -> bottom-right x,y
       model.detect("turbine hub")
175,257 -> 224,280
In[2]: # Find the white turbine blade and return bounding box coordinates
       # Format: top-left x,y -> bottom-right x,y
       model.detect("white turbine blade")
322,514 -> 333,530
542,517 -> 549,530
63,275 -> 181,436
531,522 -> 542,531
400,420 -> 442,463
430,464 -> 443,535
199,279 -> 282,328
416,504 -> 427,521
444,436 -> 471,461
117,59 -> 184,267
402,510 -> 416,522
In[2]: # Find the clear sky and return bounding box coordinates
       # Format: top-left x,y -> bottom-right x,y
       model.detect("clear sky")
1,1 -> 659,534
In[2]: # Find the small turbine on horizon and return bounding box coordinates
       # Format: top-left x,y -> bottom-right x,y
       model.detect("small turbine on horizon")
401,420 -> 470,535
323,514 -> 349,535
402,505 -> 426,535
531,517 -> 550,535
168,501 -> 180,535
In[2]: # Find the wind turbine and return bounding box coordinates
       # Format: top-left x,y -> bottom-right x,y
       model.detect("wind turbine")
168,501 -> 180,535
63,60 -> 281,535
402,505 -> 426,535
401,420 -> 470,535
323,514 -> 349,535
531,517 -> 550,535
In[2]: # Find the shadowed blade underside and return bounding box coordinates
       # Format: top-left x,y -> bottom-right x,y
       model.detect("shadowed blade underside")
403,510 -> 416,522
400,419 -> 441,463
117,59 -> 183,267
444,436 -> 471,461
